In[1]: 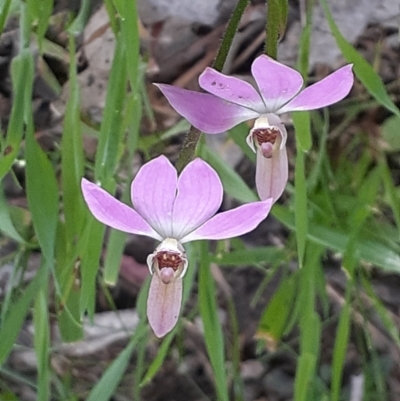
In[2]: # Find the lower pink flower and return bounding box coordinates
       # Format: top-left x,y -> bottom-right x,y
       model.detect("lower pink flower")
81,156 -> 273,337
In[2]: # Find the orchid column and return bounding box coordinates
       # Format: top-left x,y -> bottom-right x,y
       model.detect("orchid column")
156,55 -> 354,203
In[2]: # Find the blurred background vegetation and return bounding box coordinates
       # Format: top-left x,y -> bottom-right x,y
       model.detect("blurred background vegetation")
0,0 -> 399,400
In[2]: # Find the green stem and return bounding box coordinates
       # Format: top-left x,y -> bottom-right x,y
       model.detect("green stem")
213,0 -> 250,71
265,0 -> 288,58
0,0 -> 12,35
175,0 -> 250,172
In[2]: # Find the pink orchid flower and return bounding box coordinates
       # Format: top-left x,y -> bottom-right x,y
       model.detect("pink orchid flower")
156,55 -> 354,202
81,156 -> 272,337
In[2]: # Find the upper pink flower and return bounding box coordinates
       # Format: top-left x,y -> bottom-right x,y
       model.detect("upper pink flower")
81,156 -> 272,337
156,55 -> 354,202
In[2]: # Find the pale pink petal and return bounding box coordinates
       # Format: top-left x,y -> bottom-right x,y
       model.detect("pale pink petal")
81,179 -> 161,240
131,156 -> 177,238
255,146 -> 288,203
181,199 -> 273,242
278,65 -> 354,113
147,274 -> 183,338
251,55 -> 303,112
198,67 -> 265,113
156,84 -> 260,134
172,158 -> 223,239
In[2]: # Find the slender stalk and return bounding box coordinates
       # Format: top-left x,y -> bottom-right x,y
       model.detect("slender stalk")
175,0 -> 250,172
213,0 -> 250,71
265,0 -> 288,59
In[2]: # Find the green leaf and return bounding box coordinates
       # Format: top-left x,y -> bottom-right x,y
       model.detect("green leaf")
228,123 -> 255,162
54,223 -> 83,342
0,185 -> 28,244
25,84 -> 59,266
112,0 -> 140,89
198,242 -> 229,401
138,120 -> 190,154
362,275 -> 400,348
381,116 -> 400,152
0,50 -> 34,180
294,352 -> 318,401
139,330 -> 175,387
81,33 -> 130,317
0,263 -> 47,365
25,125 -> 59,263
274,206 -> 400,272
0,0 -> 13,34
330,287 -> 351,401
86,324 -> 148,401
61,35 -> 85,243
198,143 -> 257,203
27,0 -> 53,52
292,111 -> 311,152
34,282 -> 50,401
213,246 -> 285,266
295,307 -> 321,401
257,274 -> 296,344
293,147 -> 308,268
94,36 -> 128,182
320,0 -> 400,117
80,219 -> 106,317
103,229 -> 127,285
67,0 -> 91,34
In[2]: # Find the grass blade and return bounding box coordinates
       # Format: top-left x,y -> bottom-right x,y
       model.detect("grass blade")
27,0 -> 53,51
330,286 -> 351,401
34,282 -> 50,401
199,143 -> 257,203
198,242 -> 229,401
0,185 -> 28,244
61,35 -> 85,243
0,263 -> 47,365
274,206 -> 400,272
86,324 -> 148,401
0,50 -> 34,180
293,144 -> 308,268
320,0 -> 400,117
257,274 -> 296,345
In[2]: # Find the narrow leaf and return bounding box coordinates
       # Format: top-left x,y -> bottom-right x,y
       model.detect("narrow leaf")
0,263 -> 47,365
199,144 -> 257,203
198,243 -> 229,401
86,324 -> 147,401
320,0 -> 400,117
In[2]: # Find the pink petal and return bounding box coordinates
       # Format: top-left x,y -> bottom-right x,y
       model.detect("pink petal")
81,179 -> 161,240
181,199 -> 273,242
251,55 -> 303,112
278,65 -> 354,113
198,67 -> 265,113
155,84 -> 260,134
172,158 -> 223,239
147,274 -> 183,338
131,156 -> 177,238
255,146 -> 288,203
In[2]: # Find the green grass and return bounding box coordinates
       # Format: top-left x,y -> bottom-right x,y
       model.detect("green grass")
0,0 -> 399,400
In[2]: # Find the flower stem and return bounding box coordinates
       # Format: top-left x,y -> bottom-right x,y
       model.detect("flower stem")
213,0 -> 250,72
175,0 -> 250,173
265,0 -> 288,59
